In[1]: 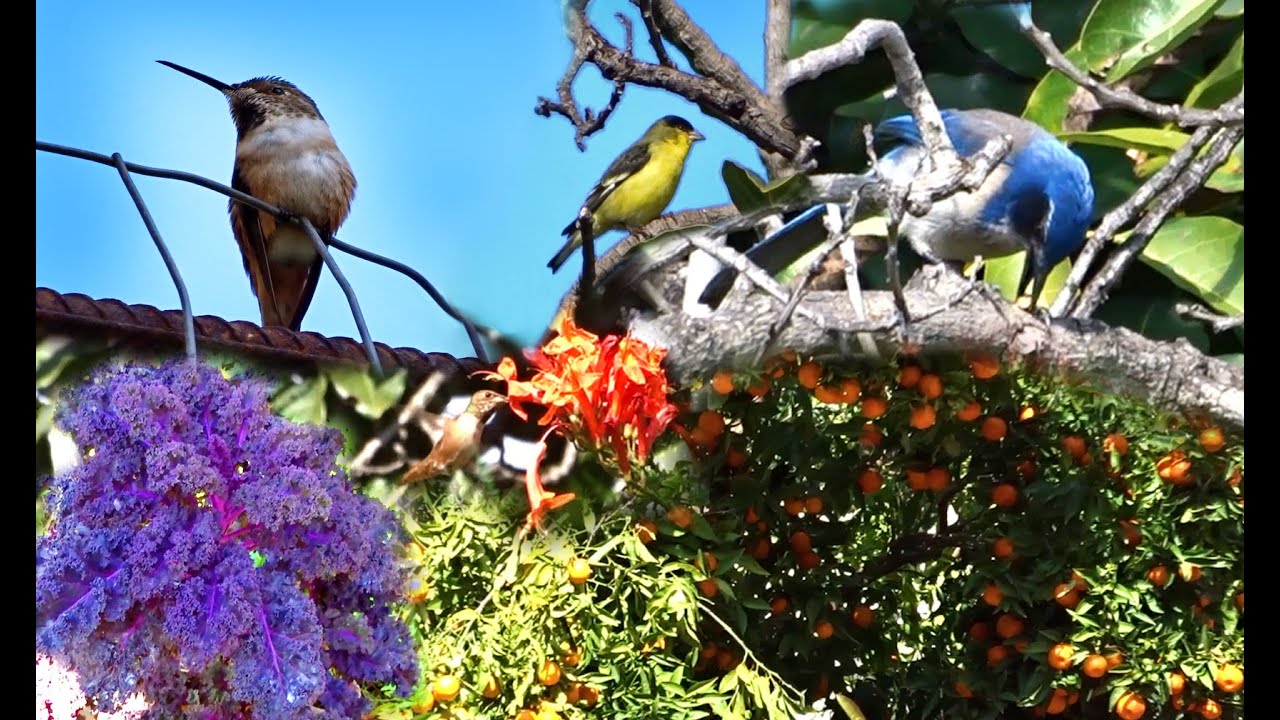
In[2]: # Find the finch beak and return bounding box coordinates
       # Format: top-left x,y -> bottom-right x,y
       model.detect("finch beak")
690,130 -> 706,142
157,60 -> 234,95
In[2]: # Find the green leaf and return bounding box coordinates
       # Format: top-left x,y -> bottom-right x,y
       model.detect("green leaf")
1098,0 -> 1225,82
323,365 -> 407,419
272,374 -> 329,425
1215,0 -> 1243,17
1138,216 -> 1243,315
1185,32 -> 1243,108
834,693 -> 869,720
1205,138 -> 1243,193
984,252 -> 1072,307
1058,127 -> 1191,154
719,160 -> 813,214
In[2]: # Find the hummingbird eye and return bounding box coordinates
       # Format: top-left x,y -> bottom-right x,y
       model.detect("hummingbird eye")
271,86 -> 285,95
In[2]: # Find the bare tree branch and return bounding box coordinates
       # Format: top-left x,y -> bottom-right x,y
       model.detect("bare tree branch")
1176,303 -> 1243,334
1019,20 -> 1244,128
640,0 -> 774,110
620,265 -> 1243,430
1071,123 -> 1243,318
534,12 -> 634,151
764,0 -> 790,102
636,0 -> 675,67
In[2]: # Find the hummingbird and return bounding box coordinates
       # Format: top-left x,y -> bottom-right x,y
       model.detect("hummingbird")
399,389 -> 508,484
158,60 -> 357,331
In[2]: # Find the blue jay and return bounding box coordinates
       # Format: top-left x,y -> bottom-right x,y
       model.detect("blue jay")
700,108 -> 1095,312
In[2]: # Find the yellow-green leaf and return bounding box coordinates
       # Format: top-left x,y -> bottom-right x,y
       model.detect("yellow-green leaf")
1058,127 -> 1191,153
984,252 -> 1072,307
1185,32 -> 1243,108
1137,216 -> 1243,315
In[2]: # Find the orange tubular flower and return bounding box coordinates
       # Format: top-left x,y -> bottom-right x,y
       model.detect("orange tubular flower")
486,316 -> 678,530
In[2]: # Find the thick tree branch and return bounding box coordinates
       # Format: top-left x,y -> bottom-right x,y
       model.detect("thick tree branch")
616,265 -> 1242,430
640,0 -> 773,110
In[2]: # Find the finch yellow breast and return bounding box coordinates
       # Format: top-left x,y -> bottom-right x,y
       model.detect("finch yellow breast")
549,115 -> 704,273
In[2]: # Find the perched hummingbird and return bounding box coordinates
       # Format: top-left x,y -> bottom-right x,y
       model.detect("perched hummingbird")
158,60 -> 357,331
399,389 -> 508,484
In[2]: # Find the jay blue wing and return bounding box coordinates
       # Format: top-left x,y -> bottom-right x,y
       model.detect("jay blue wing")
700,108 -> 1094,311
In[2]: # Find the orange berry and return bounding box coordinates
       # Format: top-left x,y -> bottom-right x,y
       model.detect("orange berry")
1235,591 -> 1244,612
1169,672 -> 1186,695
1179,564 -> 1203,583
566,557 -> 592,585
995,613 -> 1024,639
747,375 -> 771,397
970,353 -> 1000,379
695,552 -> 719,574
1114,691 -> 1146,720
1199,698 -> 1222,719
536,660 -> 562,686
909,404 -> 937,430
1105,651 -> 1124,668
667,505 -> 694,529
1013,637 -> 1030,654
780,349 -> 798,364
725,446 -> 747,470
1047,643 -> 1074,670
858,468 -> 884,494
992,537 -> 1015,559
1061,435 -> 1087,460
986,644 -> 1009,666
906,468 -> 930,491
480,673 -> 501,699
918,374 -> 943,399
1045,688 -> 1068,715
697,578 -> 719,597
851,605 -> 874,629
859,423 -> 884,447
982,583 -> 1004,607
1052,582 -> 1081,609
748,536 -> 771,560
716,648 -> 739,672
697,410 -> 726,438
1102,433 -> 1129,455
861,396 -> 887,419
578,685 -> 600,708
992,483 -> 1018,508
432,674 -> 462,702
783,497 -> 804,516
1018,405 -> 1038,422
797,551 -> 821,570
927,466 -> 951,491
699,641 -> 719,662
1015,458 -> 1037,480
797,361 -> 822,389
814,620 -> 835,639
815,384 -> 845,404
839,377 -> 862,403
744,505 -> 759,524
1214,663 -> 1243,693
1199,426 -> 1225,453
561,644 -> 582,667
898,365 -> 922,388
956,399 -> 982,422
1081,654 -> 1108,678
412,695 -> 436,713
981,416 -> 1008,441
969,621 -> 991,643
1146,565 -> 1169,587
1118,519 -> 1142,549
789,530 -> 813,555
711,370 -> 735,395
804,496 -> 824,514
1156,450 -> 1193,485
954,680 -> 974,698
770,595 -> 790,615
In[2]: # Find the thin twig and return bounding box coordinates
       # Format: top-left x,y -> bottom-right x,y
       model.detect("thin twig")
109,153 -> 196,359
764,0 -> 791,103
1019,20 -> 1244,128
1071,124 -> 1244,318
534,13 -> 634,151
636,0 -> 674,67
296,218 -> 384,377
1175,303 -> 1243,334
1050,92 -> 1244,316
686,235 -> 832,328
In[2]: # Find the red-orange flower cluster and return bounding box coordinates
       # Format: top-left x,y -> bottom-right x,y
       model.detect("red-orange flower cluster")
487,315 -> 678,530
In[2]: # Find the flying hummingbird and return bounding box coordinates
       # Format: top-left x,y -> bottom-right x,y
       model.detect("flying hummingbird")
399,389 -> 508,484
159,60 -> 356,331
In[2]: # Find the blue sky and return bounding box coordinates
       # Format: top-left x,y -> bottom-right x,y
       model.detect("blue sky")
36,1 -> 768,359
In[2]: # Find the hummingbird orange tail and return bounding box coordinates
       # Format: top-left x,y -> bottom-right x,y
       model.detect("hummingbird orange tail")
257,258 -> 323,331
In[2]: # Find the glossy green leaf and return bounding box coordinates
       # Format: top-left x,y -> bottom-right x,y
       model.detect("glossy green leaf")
720,160 -> 812,214
1137,216 -> 1243,315
271,374 -> 329,425
1185,32 -> 1243,108
1099,0 -> 1225,82
1215,0 -> 1243,16
1058,127 -> 1191,153
323,365 -> 407,419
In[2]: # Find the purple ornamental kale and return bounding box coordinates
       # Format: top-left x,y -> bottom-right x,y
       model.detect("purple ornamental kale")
36,360 -> 417,719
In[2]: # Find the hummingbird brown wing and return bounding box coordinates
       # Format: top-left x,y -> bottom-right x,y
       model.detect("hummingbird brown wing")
228,167 -> 281,327
270,255 -> 324,332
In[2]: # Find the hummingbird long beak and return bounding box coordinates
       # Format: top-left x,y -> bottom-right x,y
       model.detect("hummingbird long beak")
157,60 -> 233,94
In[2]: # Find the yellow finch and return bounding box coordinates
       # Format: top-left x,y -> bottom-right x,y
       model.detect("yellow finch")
549,115 -> 704,273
